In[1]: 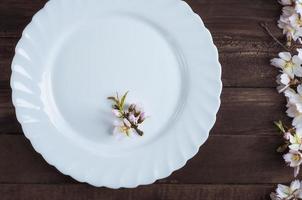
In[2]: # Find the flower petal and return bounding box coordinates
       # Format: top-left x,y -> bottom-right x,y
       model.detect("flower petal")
294,166 -> 301,177
279,52 -> 292,61
297,48 -> 302,58
296,3 -> 302,14
290,134 -> 297,144
279,0 -> 292,5
276,184 -> 291,198
112,109 -> 122,117
294,66 -> 302,77
289,143 -> 300,151
293,114 -> 302,128
286,104 -> 299,118
297,186 -> 302,198
298,85 -> 302,95
293,55 -> 302,65
293,28 -> 302,41
280,73 -> 291,84
271,58 -> 286,68
128,114 -> 137,124
283,152 -> 292,162
290,179 -> 301,191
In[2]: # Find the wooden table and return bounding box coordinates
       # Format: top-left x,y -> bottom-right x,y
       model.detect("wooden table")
0,0 -> 290,199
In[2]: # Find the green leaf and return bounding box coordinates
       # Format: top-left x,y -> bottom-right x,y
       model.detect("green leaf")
120,91 -> 129,110
274,120 -> 286,133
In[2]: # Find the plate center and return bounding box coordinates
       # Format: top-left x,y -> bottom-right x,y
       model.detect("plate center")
46,14 -> 183,153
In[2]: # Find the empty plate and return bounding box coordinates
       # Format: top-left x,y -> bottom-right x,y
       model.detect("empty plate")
11,0 -> 222,188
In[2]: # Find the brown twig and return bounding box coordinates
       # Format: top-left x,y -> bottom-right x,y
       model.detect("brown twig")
259,22 -> 291,51
123,114 -> 144,136
290,78 -> 302,86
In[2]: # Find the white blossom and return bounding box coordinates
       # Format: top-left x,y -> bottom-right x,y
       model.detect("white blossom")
278,20 -> 301,43
287,102 -> 302,128
277,73 -> 291,93
271,52 -> 302,78
271,180 -> 302,200
278,6 -> 302,43
295,0 -> 302,14
279,0 -> 302,14
272,1 -> 302,198
284,150 -> 302,176
112,109 -> 122,118
279,0 -> 293,6
285,89 -> 302,128
283,6 -> 296,18
289,13 -> 302,28
139,112 -> 146,122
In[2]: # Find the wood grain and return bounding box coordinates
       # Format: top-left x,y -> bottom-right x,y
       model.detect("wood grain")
0,0 -> 292,199
0,184 -> 273,200
0,134 -> 295,184
0,0 -> 282,38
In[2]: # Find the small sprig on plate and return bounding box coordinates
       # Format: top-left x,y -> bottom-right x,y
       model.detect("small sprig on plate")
108,91 -> 146,137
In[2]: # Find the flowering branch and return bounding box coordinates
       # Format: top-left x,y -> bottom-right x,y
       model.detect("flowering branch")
271,180 -> 302,199
271,44 -> 302,179
278,0 -> 302,47
108,91 -> 146,137
263,1 -> 302,199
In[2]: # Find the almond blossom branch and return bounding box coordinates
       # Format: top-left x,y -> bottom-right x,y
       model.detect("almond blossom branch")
271,180 -> 302,200
269,1 -> 302,199
108,92 -> 147,138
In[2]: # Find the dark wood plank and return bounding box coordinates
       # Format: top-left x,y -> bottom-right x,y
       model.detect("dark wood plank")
0,184 -> 273,200
0,134 -> 294,184
213,88 -> 288,136
0,0 -> 290,197
0,0 -> 45,38
0,87 -> 22,134
0,87 -> 288,136
0,0 -> 284,87
0,38 -> 16,85
0,0 -> 281,38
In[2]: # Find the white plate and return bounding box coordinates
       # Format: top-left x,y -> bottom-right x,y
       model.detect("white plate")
11,0 -> 222,188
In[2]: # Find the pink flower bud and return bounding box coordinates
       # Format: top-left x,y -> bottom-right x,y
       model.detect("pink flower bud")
128,104 -> 136,112
128,114 -> 137,124
112,109 -> 121,117
138,112 -> 146,123
284,132 -> 291,140
140,112 -> 145,119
